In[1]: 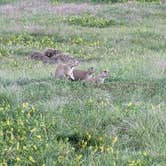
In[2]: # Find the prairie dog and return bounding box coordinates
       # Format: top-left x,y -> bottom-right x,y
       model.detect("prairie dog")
89,70 -> 109,84
54,61 -> 79,80
73,67 -> 95,81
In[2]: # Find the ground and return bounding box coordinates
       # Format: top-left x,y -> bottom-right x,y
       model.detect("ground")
0,0 -> 166,165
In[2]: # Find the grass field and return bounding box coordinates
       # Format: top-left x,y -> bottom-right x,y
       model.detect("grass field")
0,0 -> 166,165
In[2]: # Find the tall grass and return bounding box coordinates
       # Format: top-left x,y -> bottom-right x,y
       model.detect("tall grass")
0,0 -> 166,165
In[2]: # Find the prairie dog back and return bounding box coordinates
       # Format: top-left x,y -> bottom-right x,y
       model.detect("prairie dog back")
73,70 -> 87,81
73,67 -> 95,81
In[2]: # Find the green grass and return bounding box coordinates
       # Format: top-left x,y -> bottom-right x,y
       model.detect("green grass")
0,0 -> 18,4
50,0 -> 160,3
0,0 -> 166,165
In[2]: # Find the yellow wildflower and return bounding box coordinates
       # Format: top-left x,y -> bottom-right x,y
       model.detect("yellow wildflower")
31,106 -> 35,112
98,137 -> 103,142
16,157 -> 21,161
128,102 -> 132,107
6,120 -> 10,126
99,146 -> 104,152
16,142 -> 19,150
2,160 -> 8,166
36,135 -> 41,139
23,146 -> 27,150
33,145 -> 37,150
93,146 -> 98,153
82,141 -> 87,148
30,128 -> 37,133
89,146 -> 93,150
22,102 -> 29,108
28,156 -> 35,163
18,120 -> 24,126
106,147 -> 113,153
0,107 -> 4,111
86,132 -> 91,140
0,131 -> 3,136
143,151 -> 148,157
27,112 -> 31,118
112,136 -> 118,144
76,154 -> 82,161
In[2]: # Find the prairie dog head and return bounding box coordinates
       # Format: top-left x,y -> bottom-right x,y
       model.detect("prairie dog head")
99,70 -> 109,78
65,60 -> 80,80
95,70 -> 109,84
68,60 -> 80,68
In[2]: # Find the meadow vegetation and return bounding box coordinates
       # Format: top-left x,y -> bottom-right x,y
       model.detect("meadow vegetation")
0,0 -> 166,165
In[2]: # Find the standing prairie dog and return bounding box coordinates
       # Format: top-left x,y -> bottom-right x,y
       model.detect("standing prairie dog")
89,70 -> 109,84
54,60 -> 79,80
73,67 -> 95,81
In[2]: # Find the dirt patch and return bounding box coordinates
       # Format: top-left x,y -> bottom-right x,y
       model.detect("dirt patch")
52,3 -> 100,15
29,48 -> 80,64
0,0 -> 101,33
0,0 -> 100,16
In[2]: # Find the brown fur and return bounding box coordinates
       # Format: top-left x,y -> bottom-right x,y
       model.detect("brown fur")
54,60 -> 79,80
88,70 -> 109,84
73,67 -> 95,81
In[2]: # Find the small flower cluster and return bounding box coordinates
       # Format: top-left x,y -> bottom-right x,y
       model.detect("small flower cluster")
0,34 -> 61,51
0,102 -> 44,165
71,36 -> 100,47
128,159 -> 142,166
64,14 -> 115,28
128,151 -> 149,166
73,132 -> 119,155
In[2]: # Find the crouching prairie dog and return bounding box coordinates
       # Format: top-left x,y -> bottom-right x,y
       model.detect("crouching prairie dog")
88,70 -> 109,84
54,60 -> 79,80
73,67 -> 95,81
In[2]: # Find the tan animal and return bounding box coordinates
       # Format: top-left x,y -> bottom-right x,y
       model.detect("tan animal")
54,60 -> 79,80
89,70 -> 109,84
73,67 -> 95,81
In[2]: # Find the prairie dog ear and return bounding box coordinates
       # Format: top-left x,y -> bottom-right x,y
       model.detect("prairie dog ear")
88,67 -> 95,73
103,70 -> 108,73
102,70 -> 109,76
73,60 -> 80,66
